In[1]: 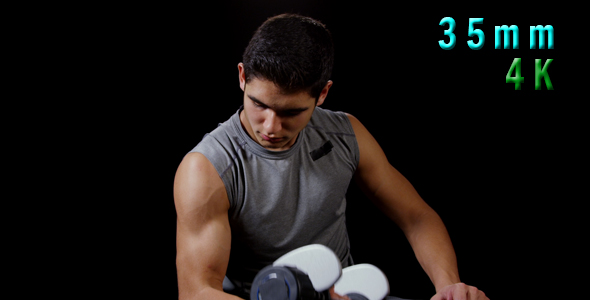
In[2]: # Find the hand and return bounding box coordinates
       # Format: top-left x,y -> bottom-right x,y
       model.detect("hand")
430,283 -> 489,300
329,286 -> 351,300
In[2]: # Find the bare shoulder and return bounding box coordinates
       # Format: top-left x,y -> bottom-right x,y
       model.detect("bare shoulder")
174,152 -> 229,217
344,112 -> 360,127
344,112 -> 394,191
344,113 -> 373,141
176,152 -> 217,174
344,113 -> 384,159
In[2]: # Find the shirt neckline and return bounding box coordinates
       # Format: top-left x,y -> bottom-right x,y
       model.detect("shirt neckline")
231,106 -> 306,160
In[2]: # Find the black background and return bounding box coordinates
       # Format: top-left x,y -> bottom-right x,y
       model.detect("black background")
61,1 -> 583,299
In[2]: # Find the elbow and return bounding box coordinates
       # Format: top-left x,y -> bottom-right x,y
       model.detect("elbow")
400,207 -> 444,239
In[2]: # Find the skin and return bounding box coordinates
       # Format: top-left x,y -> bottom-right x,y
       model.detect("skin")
173,63 -> 489,300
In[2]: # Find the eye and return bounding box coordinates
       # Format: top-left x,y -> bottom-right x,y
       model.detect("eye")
282,110 -> 301,117
251,100 -> 264,109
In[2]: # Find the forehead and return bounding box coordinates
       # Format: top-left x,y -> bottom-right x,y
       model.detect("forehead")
245,78 -> 315,108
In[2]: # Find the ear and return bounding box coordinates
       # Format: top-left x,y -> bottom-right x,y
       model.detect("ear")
316,80 -> 333,107
238,63 -> 246,91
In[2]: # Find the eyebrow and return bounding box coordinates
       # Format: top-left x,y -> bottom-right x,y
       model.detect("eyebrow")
247,94 -> 310,113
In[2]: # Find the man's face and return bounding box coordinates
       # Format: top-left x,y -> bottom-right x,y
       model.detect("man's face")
238,63 -> 331,151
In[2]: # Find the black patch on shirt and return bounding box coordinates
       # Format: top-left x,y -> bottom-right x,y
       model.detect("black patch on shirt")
310,141 -> 333,161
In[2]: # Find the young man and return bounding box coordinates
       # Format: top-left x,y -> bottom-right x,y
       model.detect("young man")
174,14 -> 489,300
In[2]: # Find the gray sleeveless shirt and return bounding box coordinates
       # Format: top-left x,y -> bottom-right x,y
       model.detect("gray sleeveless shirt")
190,106 -> 359,284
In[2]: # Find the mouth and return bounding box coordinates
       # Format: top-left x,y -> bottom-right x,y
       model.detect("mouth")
260,133 -> 283,143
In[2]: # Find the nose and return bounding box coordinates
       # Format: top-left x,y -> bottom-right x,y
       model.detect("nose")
263,110 -> 282,135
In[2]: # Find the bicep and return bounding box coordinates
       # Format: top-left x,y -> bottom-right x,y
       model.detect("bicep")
174,152 -> 232,296
347,114 -> 435,231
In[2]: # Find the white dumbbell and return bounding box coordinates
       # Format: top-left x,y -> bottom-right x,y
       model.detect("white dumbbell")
334,264 -> 390,300
250,244 -> 389,300
273,244 -> 343,292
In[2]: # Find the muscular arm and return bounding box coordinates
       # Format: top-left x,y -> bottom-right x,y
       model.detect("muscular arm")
174,152 -> 243,300
347,114 -> 460,292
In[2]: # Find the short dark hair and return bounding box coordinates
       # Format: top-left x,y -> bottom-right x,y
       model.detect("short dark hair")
242,14 -> 334,99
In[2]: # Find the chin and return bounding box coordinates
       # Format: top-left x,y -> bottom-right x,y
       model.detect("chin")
261,141 -> 290,151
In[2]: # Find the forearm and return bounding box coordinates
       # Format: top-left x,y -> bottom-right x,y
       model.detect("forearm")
185,286 -> 244,300
404,209 -> 460,292
177,268 -> 243,300
176,243 -> 240,300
